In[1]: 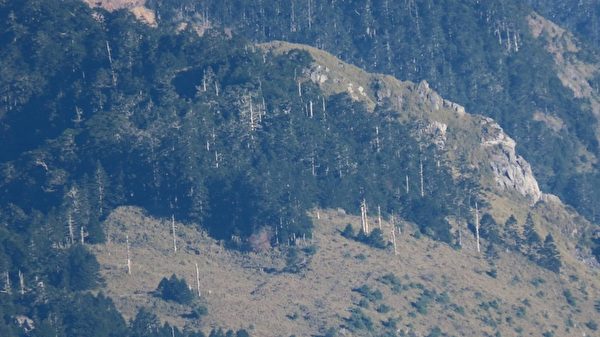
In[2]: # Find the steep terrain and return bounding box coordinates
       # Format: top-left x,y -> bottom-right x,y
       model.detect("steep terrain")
88,41 -> 600,336
1,1 -> 600,336
143,0 -> 600,226
261,40 -> 596,262
94,207 -> 600,337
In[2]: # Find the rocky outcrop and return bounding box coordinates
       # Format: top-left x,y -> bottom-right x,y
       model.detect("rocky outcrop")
263,41 -> 546,204
480,117 -> 542,204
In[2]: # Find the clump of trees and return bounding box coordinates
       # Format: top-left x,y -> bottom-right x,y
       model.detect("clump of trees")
156,274 -> 194,305
478,212 -> 562,273
341,224 -> 387,249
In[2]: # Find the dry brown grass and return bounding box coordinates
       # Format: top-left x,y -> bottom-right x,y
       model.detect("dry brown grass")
92,207 -> 600,337
81,0 -> 156,26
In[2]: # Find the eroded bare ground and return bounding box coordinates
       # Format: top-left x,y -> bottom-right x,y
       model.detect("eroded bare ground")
82,0 -> 156,26
92,206 -> 600,337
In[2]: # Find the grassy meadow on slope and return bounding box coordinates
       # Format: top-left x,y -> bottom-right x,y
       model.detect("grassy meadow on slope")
94,207 -> 600,337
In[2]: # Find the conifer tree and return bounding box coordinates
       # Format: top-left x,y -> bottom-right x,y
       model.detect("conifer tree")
539,234 -> 561,273
504,214 -> 521,249
523,213 -> 541,245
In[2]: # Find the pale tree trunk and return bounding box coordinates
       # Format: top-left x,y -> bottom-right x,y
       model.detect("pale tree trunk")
106,41 -> 117,86
475,201 -> 480,253
375,126 -> 380,153
420,159 -> 425,197
195,263 -> 201,297
126,235 -> 132,275
390,213 -> 397,255
360,199 -> 370,234
18,270 -> 25,295
68,213 -> 75,246
4,271 -> 10,294
171,214 -> 177,253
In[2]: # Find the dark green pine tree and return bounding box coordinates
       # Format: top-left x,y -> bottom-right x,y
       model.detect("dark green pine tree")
539,234 -> 561,273
156,274 -> 194,304
523,213 -> 542,259
523,213 -> 542,245
504,214 -> 522,249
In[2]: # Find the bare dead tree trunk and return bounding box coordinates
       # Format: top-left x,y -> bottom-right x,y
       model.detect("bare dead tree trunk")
307,0 -> 312,29
106,41 -> 117,86
360,199 -> 370,234
80,226 -> 85,245
68,213 -> 75,246
390,213 -> 397,255
4,271 -> 10,294
405,174 -> 409,194
171,214 -> 178,253
126,235 -> 132,275
298,81 -> 302,97
420,159 -> 425,197
18,270 -> 24,295
195,263 -> 201,297
377,205 -> 382,229
475,201 -> 480,253
375,126 -> 381,153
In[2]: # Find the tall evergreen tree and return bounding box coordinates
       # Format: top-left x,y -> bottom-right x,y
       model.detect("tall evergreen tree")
539,234 -> 561,273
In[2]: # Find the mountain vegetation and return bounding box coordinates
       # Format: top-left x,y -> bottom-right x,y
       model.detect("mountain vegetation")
0,0 -> 599,336
0,0 -> 471,334
147,0 -> 600,227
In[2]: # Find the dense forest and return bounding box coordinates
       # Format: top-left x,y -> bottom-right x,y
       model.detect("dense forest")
146,0 -> 600,225
0,0 -> 484,334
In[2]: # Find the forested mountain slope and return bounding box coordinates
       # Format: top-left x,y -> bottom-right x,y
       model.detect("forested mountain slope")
0,0 -> 599,336
144,0 -> 600,226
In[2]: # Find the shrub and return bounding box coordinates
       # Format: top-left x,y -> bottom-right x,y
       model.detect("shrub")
284,248 -> 302,273
341,224 -> 355,238
376,304 -> 391,313
365,228 -> 387,249
352,284 -> 383,302
427,327 -> 443,337
563,289 -> 577,307
188,304 -> 208,319
156,274 -> 194,304
354,228 -> 387,249
412,290 -> 435,315
346,308 -> 373,331
378,273 -> 403,293
585,320 -> 598,331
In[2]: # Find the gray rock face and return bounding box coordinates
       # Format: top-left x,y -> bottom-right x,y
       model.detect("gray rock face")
480,117 -> 542,204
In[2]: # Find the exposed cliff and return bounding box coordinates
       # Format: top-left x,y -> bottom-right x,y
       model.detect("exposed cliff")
261,41 -> 544,205
260,41 -> 600,270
